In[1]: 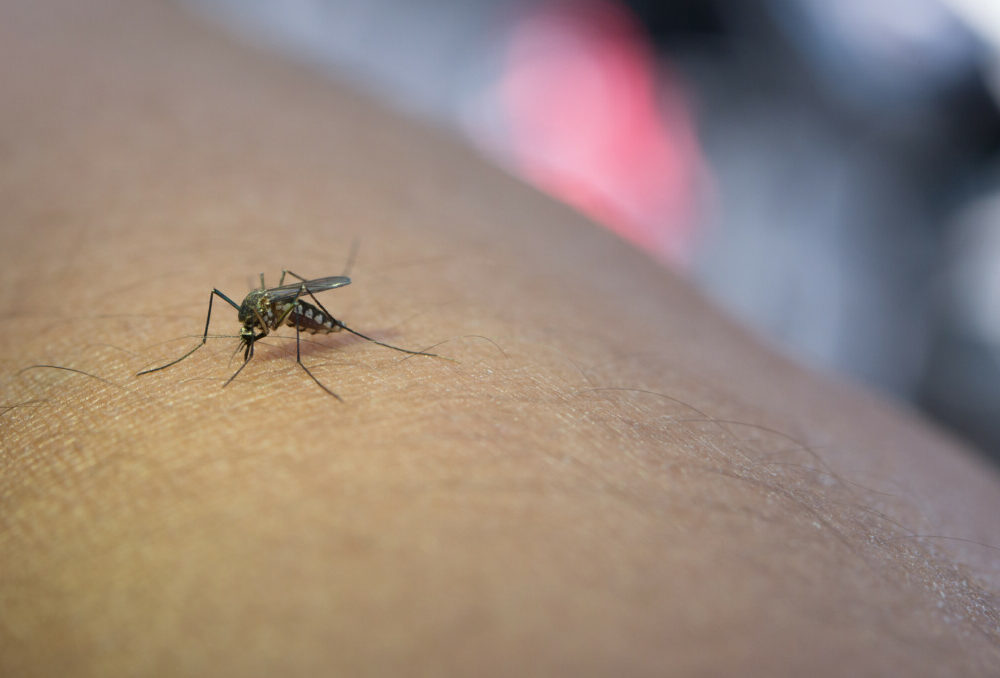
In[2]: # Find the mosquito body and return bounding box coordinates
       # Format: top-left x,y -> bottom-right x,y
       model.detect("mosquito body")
137,270 -> 439,399
239,276 -> 349,341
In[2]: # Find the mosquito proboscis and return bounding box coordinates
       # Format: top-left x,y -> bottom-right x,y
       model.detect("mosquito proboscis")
136,269 -> 444,399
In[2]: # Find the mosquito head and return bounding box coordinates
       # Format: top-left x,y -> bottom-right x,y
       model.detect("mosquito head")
237,324 -> 256,360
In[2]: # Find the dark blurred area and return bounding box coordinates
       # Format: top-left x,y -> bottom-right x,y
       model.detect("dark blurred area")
186,0 -> 1000,465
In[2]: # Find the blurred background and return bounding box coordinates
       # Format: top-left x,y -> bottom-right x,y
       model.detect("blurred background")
184,0 -> 1000,465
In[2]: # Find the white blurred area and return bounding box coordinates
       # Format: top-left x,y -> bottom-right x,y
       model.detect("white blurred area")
184,0 -> 1000,463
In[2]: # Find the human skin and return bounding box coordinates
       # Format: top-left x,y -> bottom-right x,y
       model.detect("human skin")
2,1 -> 1000,676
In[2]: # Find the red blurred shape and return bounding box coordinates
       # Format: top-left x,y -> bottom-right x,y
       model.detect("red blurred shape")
501,0 -> 703,266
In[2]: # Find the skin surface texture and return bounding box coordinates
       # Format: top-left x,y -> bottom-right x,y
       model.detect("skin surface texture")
1,1 -> 1000,676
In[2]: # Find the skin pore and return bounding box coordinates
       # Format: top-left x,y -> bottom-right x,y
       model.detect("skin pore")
2,0 -> 1000,675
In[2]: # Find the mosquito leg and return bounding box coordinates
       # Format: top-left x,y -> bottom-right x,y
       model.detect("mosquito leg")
272,283 -> 306,328
334,322 -> 443,357
293,310 -> 342,400
279,241 -> 358,286
137,288 -> 241,375
341,238 -> 360,277
280,269 -> 308,286
259,280 -> 340,398
276,268 -> 313,286
280,283 -> 342,399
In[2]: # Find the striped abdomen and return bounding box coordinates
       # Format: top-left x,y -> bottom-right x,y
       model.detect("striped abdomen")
284,301 -> 341,334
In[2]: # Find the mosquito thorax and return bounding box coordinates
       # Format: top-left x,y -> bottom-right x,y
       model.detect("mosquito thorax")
236,290 -> 268,328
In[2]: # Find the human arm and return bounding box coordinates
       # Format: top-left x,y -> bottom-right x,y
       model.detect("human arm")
2,1 -> 999,675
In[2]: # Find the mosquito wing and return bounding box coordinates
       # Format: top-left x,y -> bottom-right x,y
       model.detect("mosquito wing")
266,275 -> 352,302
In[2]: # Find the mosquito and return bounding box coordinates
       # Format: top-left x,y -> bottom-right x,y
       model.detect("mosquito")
136,269 -> 441,400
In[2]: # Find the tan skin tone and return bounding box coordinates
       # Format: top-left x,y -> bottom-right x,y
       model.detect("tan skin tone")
2,1 -> 1000,675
